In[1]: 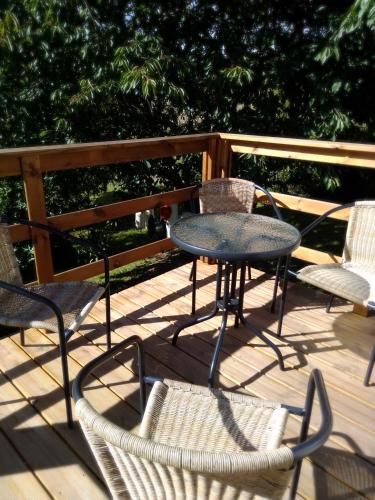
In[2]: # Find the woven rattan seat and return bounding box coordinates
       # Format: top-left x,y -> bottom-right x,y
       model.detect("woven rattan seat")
73,337 -> 332,500
298,263 -> 375,307
0,219 -> 111,426
0,281 -> 104,332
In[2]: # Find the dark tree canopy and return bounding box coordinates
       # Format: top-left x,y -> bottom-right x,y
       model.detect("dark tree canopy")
0,0 -> 374,215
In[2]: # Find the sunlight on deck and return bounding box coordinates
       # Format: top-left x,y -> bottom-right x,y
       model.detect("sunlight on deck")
0,262 -> 374,499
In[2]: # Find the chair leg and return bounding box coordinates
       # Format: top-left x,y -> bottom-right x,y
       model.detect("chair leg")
277,256 -> 290,337
191,257 -> 197,315
58,331 -> 73,428
20,328 -> 25,346
326,294 -> 334,313
208,262 -> 230,387
247,262 -> 251,280
270,257 -> 282,314
105,287 -> 111,350
364,345 -> 375,386
230,263 -> 239,328
189,258 -> 196,281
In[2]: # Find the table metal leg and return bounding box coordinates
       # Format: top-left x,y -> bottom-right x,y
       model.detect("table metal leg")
173,259 -> 285,384
172,262 -> 222,346
238,262 -> 285,371
208,262 -> 231,386
277,255 -> 291,337
230,262 -> 239,328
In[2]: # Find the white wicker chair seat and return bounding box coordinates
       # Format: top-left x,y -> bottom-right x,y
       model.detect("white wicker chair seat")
297,263 -> 375,307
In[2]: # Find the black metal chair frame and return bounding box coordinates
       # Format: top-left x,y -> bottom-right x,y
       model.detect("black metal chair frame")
0,216 -> 111,427
189,182 -> 283,316
275,203 -> 375,386
73,335 -> 333,500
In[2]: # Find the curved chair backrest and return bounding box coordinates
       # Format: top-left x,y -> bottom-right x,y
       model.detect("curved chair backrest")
0,224 -> 23,286
343,201 -> 375,270
199,178 -> 256,214
75,381 -> 294,500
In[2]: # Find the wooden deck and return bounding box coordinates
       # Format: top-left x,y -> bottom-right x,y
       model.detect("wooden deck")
0,262 -> 374,499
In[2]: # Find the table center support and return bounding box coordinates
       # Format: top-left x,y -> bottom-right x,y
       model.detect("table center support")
172,261 -> 285,386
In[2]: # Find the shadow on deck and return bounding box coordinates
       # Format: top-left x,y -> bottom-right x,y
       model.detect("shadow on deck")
0,262 -> 374,499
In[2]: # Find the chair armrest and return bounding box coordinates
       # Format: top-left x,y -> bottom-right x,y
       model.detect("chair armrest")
290,368 -> 333,462
0,216 -> 110,288
0,280 -> 65,333
72,335 -> 146,415
300,202 -> 354,237
282,202 -> 354,278
254,184 -> 283,221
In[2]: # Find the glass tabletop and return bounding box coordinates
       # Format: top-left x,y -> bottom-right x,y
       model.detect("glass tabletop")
171,212 -> 301,261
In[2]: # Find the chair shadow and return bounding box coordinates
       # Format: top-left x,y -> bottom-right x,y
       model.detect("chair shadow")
1,264 -> 373,499
309,432 -> 375,498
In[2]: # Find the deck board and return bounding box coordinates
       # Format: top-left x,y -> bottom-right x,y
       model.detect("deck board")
0,262 -> 374,499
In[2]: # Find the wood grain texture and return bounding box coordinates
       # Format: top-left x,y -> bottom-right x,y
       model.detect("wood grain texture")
48,186 -> 196,232
21,155 -> 54,283
0,262 -> 373,499
222,132 -> 375,152
229,142 -> 375,169
0,134 -> 211,173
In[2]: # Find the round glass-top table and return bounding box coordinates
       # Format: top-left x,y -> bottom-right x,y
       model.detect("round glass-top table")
170,213 -> 301,386
171,212 -> 300,261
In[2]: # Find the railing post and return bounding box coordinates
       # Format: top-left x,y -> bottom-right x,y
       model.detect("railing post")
21,155 -> 54,283
217,138 -> 232,178
202,136 -> 218,181
202,136 -> 232,181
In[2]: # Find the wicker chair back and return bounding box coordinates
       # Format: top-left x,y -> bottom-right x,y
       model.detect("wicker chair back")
199,178 -> 256,214
344,201 -> 375,271
0,224 -> 23,286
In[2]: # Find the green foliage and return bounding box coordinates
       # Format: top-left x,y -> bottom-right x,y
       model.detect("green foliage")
0,1 -> 374,272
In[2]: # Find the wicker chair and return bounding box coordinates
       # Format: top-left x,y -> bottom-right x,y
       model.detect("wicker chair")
189,178 -> 283,315
0,217 -> 111,426
73,336 -> 332,500
276,201 -> 375,385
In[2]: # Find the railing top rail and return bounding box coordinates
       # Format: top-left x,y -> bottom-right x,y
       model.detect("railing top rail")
0,132 -> 216,157
220,133 -> 375,153
2,132 -> 374,158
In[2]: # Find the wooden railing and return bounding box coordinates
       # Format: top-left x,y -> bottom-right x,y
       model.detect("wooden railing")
0,132 -> 374,285
220,133 -> 375,266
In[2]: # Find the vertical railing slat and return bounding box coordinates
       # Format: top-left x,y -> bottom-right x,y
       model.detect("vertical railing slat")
21,155 -> 54,283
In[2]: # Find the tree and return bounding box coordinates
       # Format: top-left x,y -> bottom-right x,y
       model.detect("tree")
0,0 -> 374,269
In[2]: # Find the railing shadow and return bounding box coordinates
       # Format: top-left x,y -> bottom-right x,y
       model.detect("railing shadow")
0,264 -> 373,499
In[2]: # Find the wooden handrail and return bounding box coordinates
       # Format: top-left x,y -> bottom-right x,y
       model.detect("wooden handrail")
0,133 -> 213,175
1,132 -> 374,283
223,133 -> 375,169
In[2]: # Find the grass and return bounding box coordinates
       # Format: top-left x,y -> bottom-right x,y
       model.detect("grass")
90,248 -> 192,294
